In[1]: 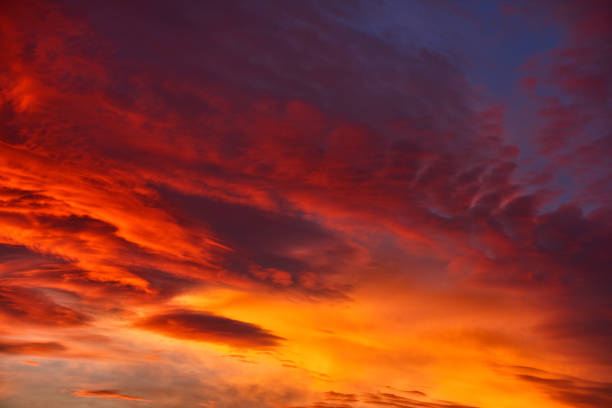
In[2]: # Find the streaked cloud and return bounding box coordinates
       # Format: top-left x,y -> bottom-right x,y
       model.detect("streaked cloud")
73,389 -> 150,402
135,309 -> 284,348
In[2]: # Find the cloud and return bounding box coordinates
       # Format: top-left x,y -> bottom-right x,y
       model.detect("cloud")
155,185 -> 358,294
362,392 -> 478,408
324,391 -> 358,402
0,0 -> 610,407
135,309 -> 283,348
73,389 -> 150,402
509,366 -> 612,408
0,340 -> 66,355
294,390 -> 478,408
293,403 -> 353,408
510,0 -> 612,208
0,286 -> 90,327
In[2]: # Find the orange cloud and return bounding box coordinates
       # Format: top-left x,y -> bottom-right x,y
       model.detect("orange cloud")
73,389 -> 150,402
0,340 -> 66,355
504,366 -> 612,408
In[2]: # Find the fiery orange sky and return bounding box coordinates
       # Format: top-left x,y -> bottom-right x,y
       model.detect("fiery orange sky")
1,1 -> 611,407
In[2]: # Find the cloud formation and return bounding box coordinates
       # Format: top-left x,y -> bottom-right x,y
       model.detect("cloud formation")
135,309 -> 284,348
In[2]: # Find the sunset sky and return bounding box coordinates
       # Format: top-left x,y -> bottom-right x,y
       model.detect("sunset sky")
1,1 -> 611,407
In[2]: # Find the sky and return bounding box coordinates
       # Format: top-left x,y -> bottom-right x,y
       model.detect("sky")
0,0 -> 611,407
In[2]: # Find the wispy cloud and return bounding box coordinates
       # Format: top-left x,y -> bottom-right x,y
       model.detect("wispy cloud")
73,389 -> 150,402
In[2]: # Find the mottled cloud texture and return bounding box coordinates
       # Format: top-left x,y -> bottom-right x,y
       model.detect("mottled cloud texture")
0,0 -> 610,407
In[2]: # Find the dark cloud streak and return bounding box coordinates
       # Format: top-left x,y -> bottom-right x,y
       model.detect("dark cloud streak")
135,309 -> 283,348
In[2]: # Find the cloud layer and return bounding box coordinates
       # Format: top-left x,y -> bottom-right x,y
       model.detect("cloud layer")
0,0 -> 610,407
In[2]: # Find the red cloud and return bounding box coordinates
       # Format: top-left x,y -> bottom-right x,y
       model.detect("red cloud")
0,285 -> 90,327
0,1 -> 609,406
